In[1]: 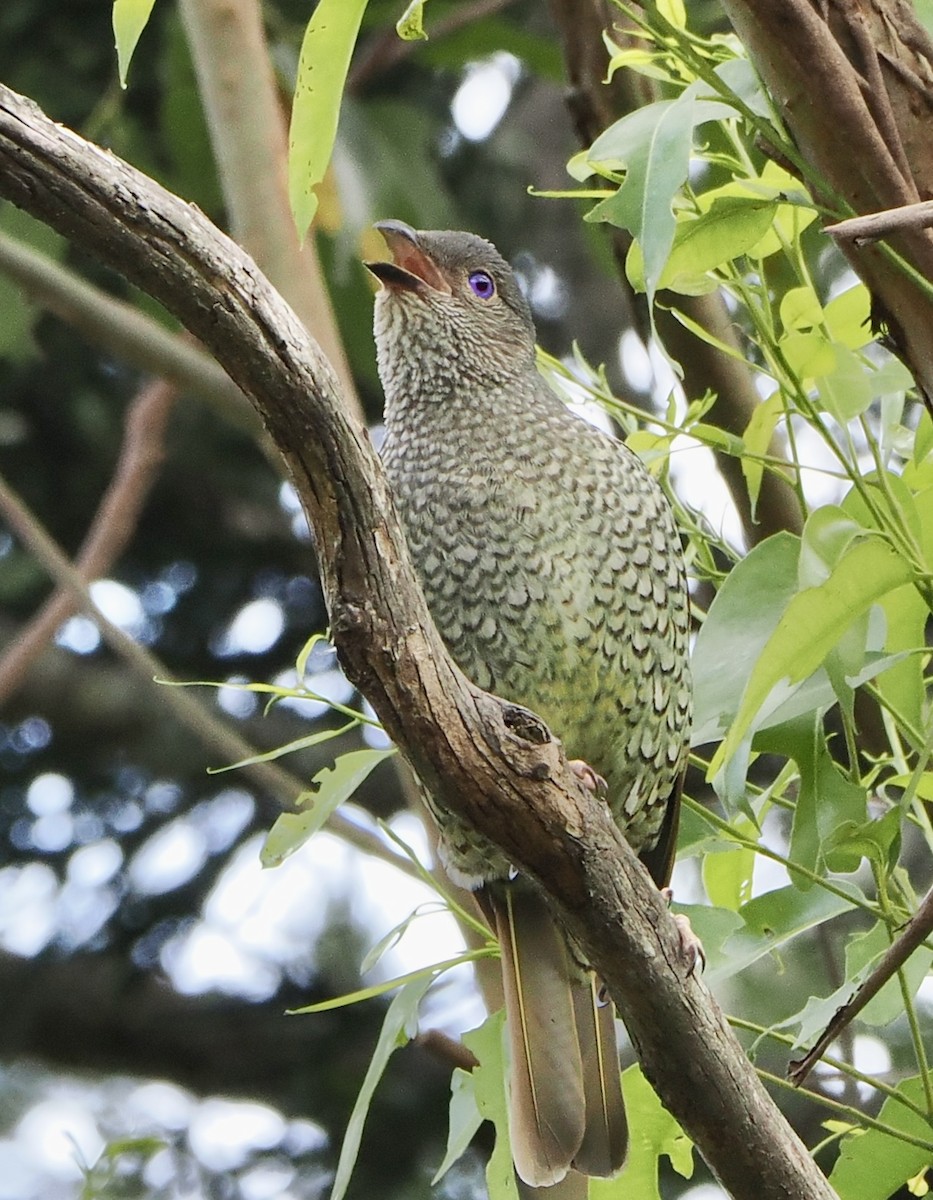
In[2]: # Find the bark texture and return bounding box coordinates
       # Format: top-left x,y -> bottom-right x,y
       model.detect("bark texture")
720,0 -> 933,411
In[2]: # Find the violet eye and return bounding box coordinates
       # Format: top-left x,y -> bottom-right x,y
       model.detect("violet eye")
468,270 -> 496,299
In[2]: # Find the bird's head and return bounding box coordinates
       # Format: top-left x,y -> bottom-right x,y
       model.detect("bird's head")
366,221 -> 537,399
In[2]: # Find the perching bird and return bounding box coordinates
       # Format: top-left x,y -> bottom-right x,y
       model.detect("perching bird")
367,221 -> 692,1189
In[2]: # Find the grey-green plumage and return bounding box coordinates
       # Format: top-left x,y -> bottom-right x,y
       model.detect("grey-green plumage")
368,222 -> 691,1189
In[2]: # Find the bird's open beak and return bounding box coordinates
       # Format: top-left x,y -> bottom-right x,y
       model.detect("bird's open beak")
365,220 -> 452,295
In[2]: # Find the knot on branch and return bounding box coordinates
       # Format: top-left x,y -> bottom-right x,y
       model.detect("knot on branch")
473,690 -> 561,784
501,701 -> 551,747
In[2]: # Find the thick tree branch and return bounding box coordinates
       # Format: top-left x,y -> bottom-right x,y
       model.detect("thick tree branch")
719,0 -> 933,413
0,84 -> 836,1200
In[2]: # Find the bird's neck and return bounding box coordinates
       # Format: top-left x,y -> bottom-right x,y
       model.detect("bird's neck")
374,295 -> 543,439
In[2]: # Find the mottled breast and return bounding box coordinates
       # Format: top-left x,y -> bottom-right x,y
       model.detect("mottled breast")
382,393 -> 691,884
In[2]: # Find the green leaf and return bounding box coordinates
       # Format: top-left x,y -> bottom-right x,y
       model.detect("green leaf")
741,391 -> 784,517
702,839 -> 755,911
816,345 -> 876,422
432,1068 -> 484,1183
914,410 -> 933,465
112,0 -> 157,88
659,0 -> 687,26
662,197 -> 778,294
826,810 -> 902,887
778,331 -> 836,382
667,304 -> 753,366
329,976 -> 433,1200
290,951 -> 489,1014
872,584 -> 928,732
261,748 -> 394,867
829,1077 -> 933,1199
693,161 -> 817,260
798,507 -> 865,587
823,284 -> 872,349
758,715 -> 867,882
841,476 -> 929,730
462,1013 -> 521,1200
714,56 -> 775,120
585,91 -> 735,305
689,423 -> 745,455
396,0 -> 428,40
692,532 -> 832,748
780,285 -> 823,333
590,1065 -> 693,1199
207,721 -> 359,774
710,535 -> 916,779
709,882 -> 865,986
746,161 -> 819,257
288,0 -> 368,239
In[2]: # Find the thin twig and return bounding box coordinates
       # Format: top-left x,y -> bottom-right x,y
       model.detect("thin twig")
0,377 -> 175,705
826,200 -> 933,244
789,881 -> 933,1087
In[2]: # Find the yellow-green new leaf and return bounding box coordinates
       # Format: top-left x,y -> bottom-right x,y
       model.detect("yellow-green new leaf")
591,1065 -> 693,1199
741,391 -> 784,517
112,0 -> 157,88
710,535 -> 916,778
328,977 -> 433,1200
433,1069 -> 484,1184
288,0 -> 368,239
261,747 -> 394,866
396,0 -> 429,40
829,1077 -> 933,1199
463,1013 -> 520,1200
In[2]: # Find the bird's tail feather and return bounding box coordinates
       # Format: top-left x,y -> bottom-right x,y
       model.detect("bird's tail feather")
493,885 -> 585,1187
570,977 -> 628,1177
491,885 -> 627,1188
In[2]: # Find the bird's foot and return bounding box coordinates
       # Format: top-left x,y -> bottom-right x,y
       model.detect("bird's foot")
568,759 -> 608,796
660,887 -> 705,977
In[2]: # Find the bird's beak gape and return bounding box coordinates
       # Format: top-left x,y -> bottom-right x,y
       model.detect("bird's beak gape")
365,220 -> 452,295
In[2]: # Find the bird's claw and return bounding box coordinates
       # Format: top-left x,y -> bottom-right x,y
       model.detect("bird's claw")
569,759 -> 608,796
672,914 -> 705,977
660,887 -> 705,977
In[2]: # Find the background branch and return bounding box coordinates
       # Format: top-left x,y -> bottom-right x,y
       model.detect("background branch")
0,376 -> 176,705
178,0 -> 361,419
0,230 -> 263,439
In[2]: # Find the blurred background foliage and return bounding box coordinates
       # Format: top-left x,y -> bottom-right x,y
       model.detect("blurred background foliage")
1,1 -> 932,1198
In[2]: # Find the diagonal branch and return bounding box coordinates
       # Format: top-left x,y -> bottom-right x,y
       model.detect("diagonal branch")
790,881 -> 933,1087
0,82 -> 836,1200
719,0 -> 933,414
0,375 -> 176,706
